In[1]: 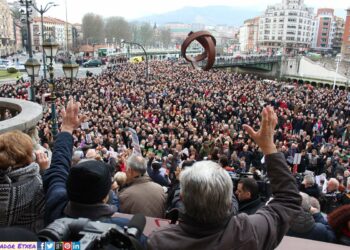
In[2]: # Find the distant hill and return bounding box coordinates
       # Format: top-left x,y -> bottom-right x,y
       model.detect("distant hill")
135,6 -> 262,27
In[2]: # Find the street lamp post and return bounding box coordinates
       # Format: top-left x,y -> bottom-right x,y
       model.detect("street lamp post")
20,0 -> 36,101
63,59 -> 79,90
32,2 -> 58,80
121,40 -> 149,81
24,58 -> 41,101
333,54 -> 342,90
43,37 -> 59,137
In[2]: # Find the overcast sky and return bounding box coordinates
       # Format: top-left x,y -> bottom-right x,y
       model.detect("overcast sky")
11,0 -> 350,24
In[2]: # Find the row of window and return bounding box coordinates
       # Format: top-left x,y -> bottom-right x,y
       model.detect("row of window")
264,18 -> 312,24
260,35 -> 310,42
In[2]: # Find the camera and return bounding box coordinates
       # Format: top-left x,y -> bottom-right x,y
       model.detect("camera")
38,214 -> 146,250
319,192 -> 342,214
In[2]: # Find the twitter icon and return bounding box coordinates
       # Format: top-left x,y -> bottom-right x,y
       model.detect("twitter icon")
45,242 -> 54,250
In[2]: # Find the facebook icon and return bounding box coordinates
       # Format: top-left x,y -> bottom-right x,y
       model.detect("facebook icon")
72,242 -> 80,250
37,242 -> 45,250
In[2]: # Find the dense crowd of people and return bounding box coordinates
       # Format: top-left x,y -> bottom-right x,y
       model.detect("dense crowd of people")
0,59 -> 349,248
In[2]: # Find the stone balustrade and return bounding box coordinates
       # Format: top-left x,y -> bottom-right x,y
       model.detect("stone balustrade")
0,98 -> 43,134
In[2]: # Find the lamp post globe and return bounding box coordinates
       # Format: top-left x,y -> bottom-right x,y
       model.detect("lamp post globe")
24,58 -> 41,77
62,60 -> 79,79
43,37 -> 59,59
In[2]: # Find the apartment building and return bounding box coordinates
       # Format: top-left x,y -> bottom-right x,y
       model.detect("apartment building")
32,16 -> 77,52
0,0 -> 15,56
332,16 -> 345,55
312,8 -> 344,54
341,8 -> 350,60
239,17 -> 260,53
258,0 -> 314,54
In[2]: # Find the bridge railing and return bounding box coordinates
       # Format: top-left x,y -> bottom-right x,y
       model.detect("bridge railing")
214,56 -> 281,66
196,56 -> 281,68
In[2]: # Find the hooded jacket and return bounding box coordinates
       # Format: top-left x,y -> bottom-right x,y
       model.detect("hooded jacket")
0,163 -> 45,232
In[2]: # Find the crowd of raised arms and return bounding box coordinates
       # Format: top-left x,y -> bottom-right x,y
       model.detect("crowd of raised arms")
0,59 -> 349,249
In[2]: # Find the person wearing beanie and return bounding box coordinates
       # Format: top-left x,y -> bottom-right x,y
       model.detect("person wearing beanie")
43,100 -> 123,225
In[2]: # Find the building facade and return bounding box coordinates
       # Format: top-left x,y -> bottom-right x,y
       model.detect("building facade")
0,0 -> 15,56
32,16 -> 77,52
332,16 -> 345,55
13,21 -> 23,52
239,17 -> 260,53
341,8 -> 350,60
258,0 -> 314,54
311,8 -> 344,54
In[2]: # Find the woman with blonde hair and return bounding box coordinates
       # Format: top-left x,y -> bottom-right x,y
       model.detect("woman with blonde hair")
0,130 -> 48,232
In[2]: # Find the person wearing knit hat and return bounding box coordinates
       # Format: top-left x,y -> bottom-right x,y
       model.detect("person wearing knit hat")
66,159 -> 112,204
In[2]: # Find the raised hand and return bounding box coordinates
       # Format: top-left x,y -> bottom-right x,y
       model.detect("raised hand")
35,150 -> 49,171
61,100 -> 86,134
242,106 -> 278,155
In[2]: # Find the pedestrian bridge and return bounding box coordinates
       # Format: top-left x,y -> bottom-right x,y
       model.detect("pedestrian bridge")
212,56 -> 281,71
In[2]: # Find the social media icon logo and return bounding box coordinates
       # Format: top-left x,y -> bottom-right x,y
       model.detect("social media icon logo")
72,242 -> 80,250
37,242 -> 45,250
63,242 -> 72,250
45,242 -> 54,250
55,242 -> 63,250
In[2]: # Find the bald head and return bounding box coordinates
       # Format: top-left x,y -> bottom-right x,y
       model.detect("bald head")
327,178 -> 339,193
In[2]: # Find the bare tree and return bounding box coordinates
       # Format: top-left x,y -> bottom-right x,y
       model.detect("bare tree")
159,28 -> 172,48
82,13 -> 104,44
138,22 -> 154,47
104,16 -> 132,43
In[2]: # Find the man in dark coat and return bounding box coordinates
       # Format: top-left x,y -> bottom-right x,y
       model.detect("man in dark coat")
299,174 -> 320,199
236,178 -> 264,215
147,106 -> 302,250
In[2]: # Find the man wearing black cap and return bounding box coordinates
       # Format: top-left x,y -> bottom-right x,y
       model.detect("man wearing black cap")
43,100 -> 122,225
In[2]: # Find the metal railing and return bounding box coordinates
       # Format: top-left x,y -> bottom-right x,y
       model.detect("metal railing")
213,56 -> 281,67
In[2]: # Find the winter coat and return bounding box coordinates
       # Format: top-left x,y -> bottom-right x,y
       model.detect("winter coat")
287,210 -> 336,243
119,175 -> 166,218
300,183 -> 320,199
0,162 -> 45,232
238,196 -> 265,215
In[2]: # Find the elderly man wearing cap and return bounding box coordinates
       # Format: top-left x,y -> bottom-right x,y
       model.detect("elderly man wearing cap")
43,100 -> 123,226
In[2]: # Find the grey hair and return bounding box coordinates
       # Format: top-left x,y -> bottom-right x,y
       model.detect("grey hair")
180,160 -> 233,224
303,174 -> 315,186
299,192 -> 311,211
310,196 -> 320,211
126,154 -> 147,175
